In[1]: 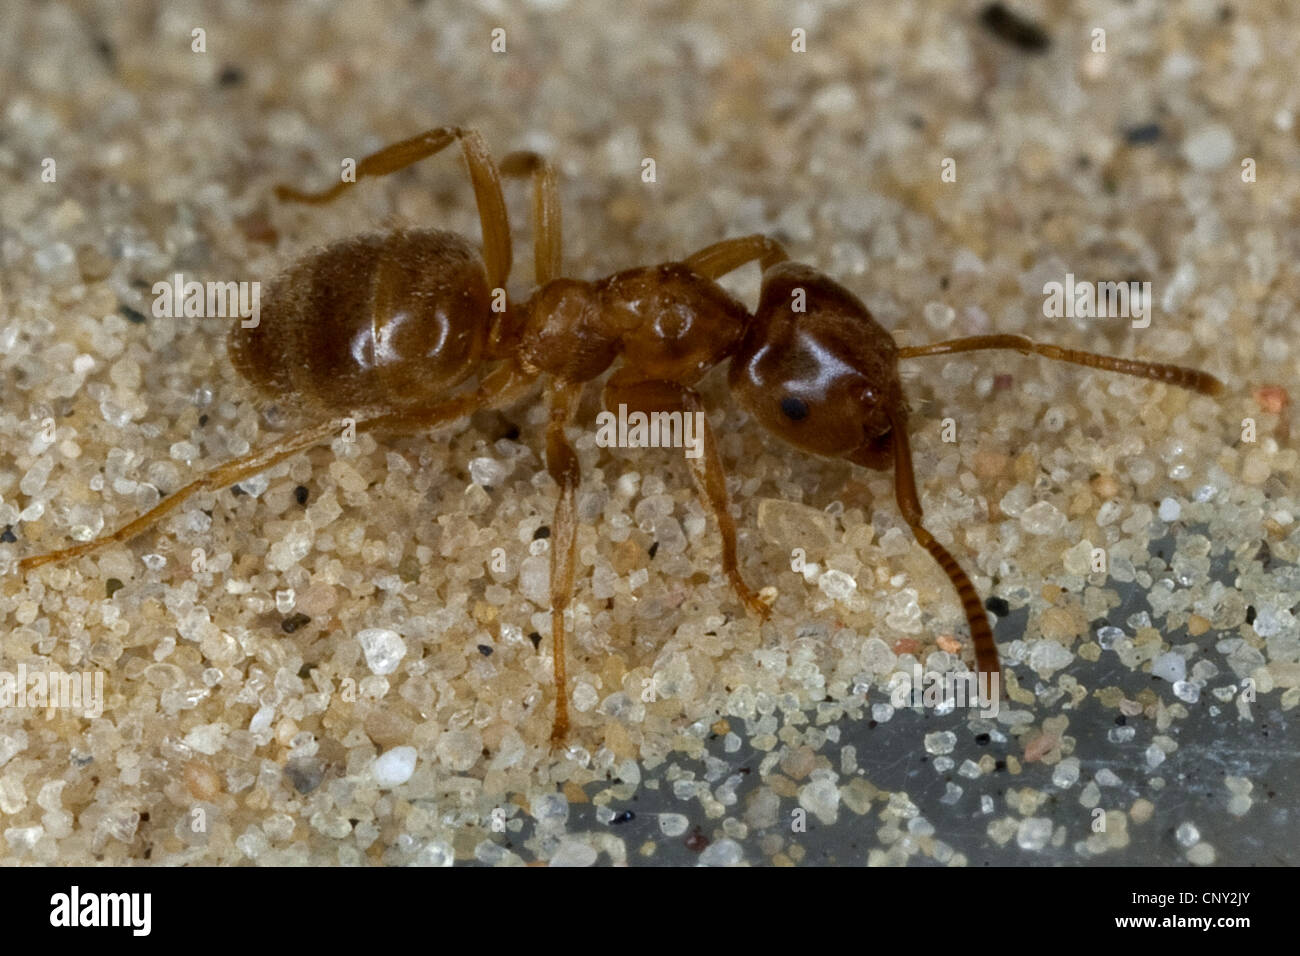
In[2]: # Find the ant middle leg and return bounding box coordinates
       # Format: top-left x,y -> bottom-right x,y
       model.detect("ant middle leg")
683,234 -> 789,280
602,371 -> 772,622
274,126 -> 513,289
543,379 -> 584,745
500,151 -> 563,284
18,363 -> 534,575
898,335 -> 1224,396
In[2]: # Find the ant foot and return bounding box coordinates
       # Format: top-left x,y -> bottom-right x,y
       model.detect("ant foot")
549,709 -> 569,750
731,576 -> 774,622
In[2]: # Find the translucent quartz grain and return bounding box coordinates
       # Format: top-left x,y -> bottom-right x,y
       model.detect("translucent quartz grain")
355,628 -> 406,676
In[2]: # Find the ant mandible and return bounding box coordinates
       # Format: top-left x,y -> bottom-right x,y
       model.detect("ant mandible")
18,126 -> 1225,744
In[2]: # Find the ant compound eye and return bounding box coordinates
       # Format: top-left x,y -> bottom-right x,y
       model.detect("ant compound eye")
780,396 -> 809,421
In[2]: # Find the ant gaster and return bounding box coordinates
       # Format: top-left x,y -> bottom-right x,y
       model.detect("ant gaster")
19,127 -> 1225,743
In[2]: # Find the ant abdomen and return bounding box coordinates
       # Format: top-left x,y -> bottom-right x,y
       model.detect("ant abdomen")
229,229 -> 493,414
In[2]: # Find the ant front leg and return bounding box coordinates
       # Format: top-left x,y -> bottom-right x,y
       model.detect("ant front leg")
602,371 -> 772,623
275,126 -> 513,290
885,406 -> 1002,686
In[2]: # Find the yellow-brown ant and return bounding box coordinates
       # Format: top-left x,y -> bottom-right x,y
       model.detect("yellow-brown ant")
19,127 -> 1224,742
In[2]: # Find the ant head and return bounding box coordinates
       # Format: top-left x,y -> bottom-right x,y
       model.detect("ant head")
728,263 -> 904,469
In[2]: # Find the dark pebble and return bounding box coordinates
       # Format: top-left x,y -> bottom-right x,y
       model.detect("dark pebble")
93,37 -> 116,68
684,829 -> 710,853
1123,122 -> 1162,145
281,612 -> 311,633
284,758 -> 324,794
979,2 -> 1051,53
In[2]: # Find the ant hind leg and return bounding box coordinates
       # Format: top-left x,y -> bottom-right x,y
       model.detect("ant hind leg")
500,151 -> 563,285
17,416 -> 345,574
18,363 -> 535,576
683,235 -> 789,281
274,126 -> 513,289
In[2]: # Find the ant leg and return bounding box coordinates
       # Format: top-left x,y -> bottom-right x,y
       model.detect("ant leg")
18,363 -> 533,575
17,417 -> 345,573
356,362 -> 536,438
500,151 -> 563,284
898,335 -> 1224,396
603,373 -> 771,622
544,379 -> 584,745
683,235 -> 789,280
885,406 -> 1001,684
275,126 -> 512,289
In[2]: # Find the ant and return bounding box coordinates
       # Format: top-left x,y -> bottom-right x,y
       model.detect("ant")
17,126 -> 1225,744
